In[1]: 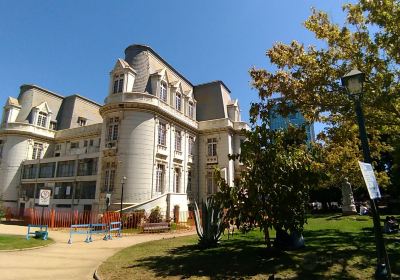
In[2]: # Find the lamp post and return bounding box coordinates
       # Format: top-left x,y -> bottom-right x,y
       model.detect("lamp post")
341,69 -> 391,279
120,176 -> 127,220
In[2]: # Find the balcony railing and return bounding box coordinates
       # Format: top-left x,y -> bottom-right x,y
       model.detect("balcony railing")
105,92 -> 198,129
206,156 -> 218,164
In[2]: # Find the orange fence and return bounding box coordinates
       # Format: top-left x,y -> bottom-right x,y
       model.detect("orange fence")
3,207 -> 195,232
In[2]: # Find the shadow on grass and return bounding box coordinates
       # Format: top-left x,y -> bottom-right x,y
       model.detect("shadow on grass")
125,228 -> 400,279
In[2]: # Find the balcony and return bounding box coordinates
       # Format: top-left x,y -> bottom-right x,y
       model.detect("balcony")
157,144 -> 168,157
206,156 -> 218,164
104,92 -> 198,129
174,150 -> 183,161
103,141 -> 117,156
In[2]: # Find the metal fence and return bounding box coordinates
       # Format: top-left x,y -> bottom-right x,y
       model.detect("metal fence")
3,207 -> 195,233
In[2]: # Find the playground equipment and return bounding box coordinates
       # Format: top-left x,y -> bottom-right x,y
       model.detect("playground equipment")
26,224 -> 48,240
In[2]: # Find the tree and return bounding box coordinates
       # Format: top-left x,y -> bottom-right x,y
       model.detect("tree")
250,0 -> 400,193
215,125 -> 321,248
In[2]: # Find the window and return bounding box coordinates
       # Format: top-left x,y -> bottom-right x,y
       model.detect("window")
188,102 -> 194,118
39,162 -> 55,178
207,170 -> 216,195
187,170 -> 192,192
175,93 -> 182,111
83,140 -> 88,147
75,181 -> 96,199
107,117 -> 119,142
103,162 -> 116,192
37,112 -> 47,128
78,158 -> 98,176
89,139 -> 94,146
77,117 -> 87,126
56,160 -> 75,177
20,183 -> 35,198
32,143 -> 43,159
175,130 -> 182,152
188,136 -> 194,155
54,182 -> 73,199
158,123 -> 166,146
173,168 -> 180,193
50,121 -> 57,130
159,81 -> 167,102
22,164 -> 38,179
55,144 -> 61,151
70,142 -> 79,149
207,138 -> 217,156
113,74 -> 124,94
156,164 -> 165,192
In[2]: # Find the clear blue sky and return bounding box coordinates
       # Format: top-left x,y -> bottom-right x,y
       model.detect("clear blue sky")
0,0 -> 352,134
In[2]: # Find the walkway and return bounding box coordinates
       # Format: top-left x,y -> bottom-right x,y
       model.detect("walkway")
0,224 -> 195,280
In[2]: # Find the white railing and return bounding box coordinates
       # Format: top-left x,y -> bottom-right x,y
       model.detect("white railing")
105,92 -> 198,128
1,122 -> 55,138
206,155 -> 218,164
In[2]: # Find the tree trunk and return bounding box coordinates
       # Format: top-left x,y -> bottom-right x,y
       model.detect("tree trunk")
264,227 -> 271,248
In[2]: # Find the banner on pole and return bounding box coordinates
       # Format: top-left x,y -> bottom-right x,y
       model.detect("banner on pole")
358,161 -> 382,200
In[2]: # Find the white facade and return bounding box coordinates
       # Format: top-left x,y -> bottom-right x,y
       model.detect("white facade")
0,44 -> 248,217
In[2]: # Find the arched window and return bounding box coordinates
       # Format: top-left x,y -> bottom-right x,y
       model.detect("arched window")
159,81 -> 167,102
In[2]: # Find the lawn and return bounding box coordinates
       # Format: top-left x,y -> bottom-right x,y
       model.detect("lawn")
98,215 -> 400,279
0,234 -> 54,250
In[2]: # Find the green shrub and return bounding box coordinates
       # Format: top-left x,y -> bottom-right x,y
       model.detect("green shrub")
149,206 -> 162,223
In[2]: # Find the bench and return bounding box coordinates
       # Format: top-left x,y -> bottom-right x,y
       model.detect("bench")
142,222 -> 170,233
26,224 -> 48,240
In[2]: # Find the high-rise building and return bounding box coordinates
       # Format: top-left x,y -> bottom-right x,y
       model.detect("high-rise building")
268,99 -> 315,142
0,44 -> 248,216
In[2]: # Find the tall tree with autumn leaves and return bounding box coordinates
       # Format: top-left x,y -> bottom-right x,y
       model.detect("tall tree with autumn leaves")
250,0 -> 400,194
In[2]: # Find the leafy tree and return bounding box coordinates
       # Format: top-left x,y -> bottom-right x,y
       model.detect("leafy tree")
250,0 -> 400,193
216,125 -> 321,248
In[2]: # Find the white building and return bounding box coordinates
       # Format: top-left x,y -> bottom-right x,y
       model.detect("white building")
0,44 -> 248,216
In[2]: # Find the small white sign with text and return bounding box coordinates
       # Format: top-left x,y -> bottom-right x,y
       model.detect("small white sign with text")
358,161 -> 382,200
39,189 -> 51,206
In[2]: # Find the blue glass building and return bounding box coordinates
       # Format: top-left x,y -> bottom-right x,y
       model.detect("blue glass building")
268,100 -> 315,143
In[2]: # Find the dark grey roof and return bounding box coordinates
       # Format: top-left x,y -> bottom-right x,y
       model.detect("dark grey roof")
194,80 -> 231,93
125,44 -> 194,87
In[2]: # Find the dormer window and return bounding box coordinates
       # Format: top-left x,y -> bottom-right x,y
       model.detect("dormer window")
188,102 -> 194,118
113,74 -> 124,94
37,112 -> 47,128
160,81 -> 167,102
77,117 -> 87,127
175,93 -> 182,111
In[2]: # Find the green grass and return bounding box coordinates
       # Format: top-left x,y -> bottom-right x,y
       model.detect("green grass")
98,215 -> 400,279
0,234 -> 54,250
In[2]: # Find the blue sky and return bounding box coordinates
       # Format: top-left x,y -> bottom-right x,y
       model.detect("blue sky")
0,1 -> 352,134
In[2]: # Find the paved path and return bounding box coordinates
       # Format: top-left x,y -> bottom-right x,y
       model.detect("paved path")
0,224 -> 195,280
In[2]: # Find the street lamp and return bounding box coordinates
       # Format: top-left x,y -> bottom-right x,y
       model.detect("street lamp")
120,176 -> 127,218
341,69 -> 391,279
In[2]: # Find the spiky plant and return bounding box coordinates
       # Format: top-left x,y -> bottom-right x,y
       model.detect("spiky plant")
193,197 -> 224,248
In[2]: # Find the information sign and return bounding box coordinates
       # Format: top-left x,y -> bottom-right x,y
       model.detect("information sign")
358,161 -> 382,200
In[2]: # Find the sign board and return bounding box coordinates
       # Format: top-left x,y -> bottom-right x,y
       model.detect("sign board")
39,189 -> 51,206
106,193 -> 111,206
358,161 -> 382,200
